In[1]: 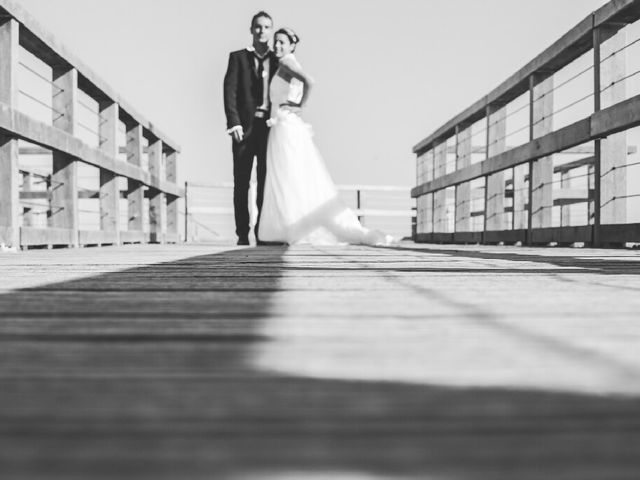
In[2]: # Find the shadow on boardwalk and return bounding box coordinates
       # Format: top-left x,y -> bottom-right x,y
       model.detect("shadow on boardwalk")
1,245 -> 639,480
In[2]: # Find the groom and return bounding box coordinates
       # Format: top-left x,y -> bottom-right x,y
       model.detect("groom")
224,11 -> 279,246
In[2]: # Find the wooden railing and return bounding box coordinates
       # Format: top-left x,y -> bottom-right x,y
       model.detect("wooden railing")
0,0 -> 182,249
412,0 -> 640,246
184,182 -> 416,242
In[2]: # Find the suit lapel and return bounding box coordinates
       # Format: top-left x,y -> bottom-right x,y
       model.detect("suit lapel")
245,49 -> 259,79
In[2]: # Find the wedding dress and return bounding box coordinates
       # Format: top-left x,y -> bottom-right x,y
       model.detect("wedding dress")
258,54 -> 394,246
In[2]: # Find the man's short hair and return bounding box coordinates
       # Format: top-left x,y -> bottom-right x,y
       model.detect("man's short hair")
251,11 -> 272,28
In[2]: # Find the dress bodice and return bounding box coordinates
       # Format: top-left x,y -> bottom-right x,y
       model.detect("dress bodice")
269,54 -> 303,115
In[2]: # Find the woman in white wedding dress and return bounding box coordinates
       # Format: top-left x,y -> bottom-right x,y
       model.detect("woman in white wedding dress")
259,28 -> 394,246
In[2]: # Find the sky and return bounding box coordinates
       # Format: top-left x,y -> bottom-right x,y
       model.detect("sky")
18,0 -> 609,187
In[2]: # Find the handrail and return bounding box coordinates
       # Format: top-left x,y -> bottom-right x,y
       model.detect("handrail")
0,1 -> 182,249
413,0 -> 640,155
411,0 -> 640,247
0,0 -> 179,151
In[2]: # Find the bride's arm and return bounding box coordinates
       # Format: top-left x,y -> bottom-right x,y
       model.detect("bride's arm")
279,56 -> 315,107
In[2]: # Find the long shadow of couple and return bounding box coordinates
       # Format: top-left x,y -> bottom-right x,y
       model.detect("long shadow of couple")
0,245 -> 639,480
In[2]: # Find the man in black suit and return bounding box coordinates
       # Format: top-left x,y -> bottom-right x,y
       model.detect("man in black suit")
224,11 -> 278,246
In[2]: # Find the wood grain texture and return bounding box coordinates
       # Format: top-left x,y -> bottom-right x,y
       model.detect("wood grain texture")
1,243 -> 640,479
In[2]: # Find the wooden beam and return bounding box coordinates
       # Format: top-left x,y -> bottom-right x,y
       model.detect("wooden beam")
531,75 -> 554,229
21,171 -> 34,227
148,140 -> 165,243
99,101 -> 120,244
50,65 -> 78,247
20,226 -> 74,246
412,116 -> 592,198
165,151 -> 179,240
600,28 -> 628,226
485,105 -> 508,231
0,18 -> 18,248
454,125 -> 472,232
126,124 -> 144,233
433,141 -> 447,232
0,102 -> 181,196
78,229 -> 118,246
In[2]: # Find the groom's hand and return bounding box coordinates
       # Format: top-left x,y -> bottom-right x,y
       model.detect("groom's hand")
228,126 -> 244,143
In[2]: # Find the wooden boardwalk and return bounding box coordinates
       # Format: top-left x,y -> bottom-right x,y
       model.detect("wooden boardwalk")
1,243 -> 640,479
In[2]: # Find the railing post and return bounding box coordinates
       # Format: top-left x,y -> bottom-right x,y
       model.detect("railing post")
454,124 -> 472,233
356,189 -> 362,223
433,141 -> 447,234
593,22 -> 602,247
51,65 -> 79,247
166,150 -> 179,243
0,18 -> 19,249
126,124 -> 145,238
183,180 -> 189,242
22,171 -> 34,227
148,139 -> 165,244
599,25 -> 628,240
99,101 -> 120,245
484,104 -> 507,241
530,73 -> 554,240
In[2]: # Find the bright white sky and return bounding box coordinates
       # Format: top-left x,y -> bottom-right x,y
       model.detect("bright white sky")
19,0 -> 608,187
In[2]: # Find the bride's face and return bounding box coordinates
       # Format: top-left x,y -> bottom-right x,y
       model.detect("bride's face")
274,33 -> 295,58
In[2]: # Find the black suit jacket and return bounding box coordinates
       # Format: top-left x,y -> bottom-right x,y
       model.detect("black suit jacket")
223,49 -> 279,131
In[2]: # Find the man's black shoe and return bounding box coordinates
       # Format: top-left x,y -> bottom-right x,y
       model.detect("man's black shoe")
257,240 -> 287,246
237,237 -> 250,246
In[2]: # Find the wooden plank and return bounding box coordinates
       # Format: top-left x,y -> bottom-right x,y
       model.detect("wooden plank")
485,105 -> 508,231
21,171 -> 34,227
412,116 -> 593,198
126,125 -> 145,234
531,76 -> 554,229
119,230 -> 147,244
166,151 -> 179,239
0,0 -> 180,152
600,222 -> 640,242
555,156 -> 595,173
484,229 -> 526,244
0,102 -> 182,197
600,29 -> 628,224
148,140 -> 165,244
0,18 -> 18,248
454,126 -> 472,232
433,142 -> 447,232
453,231 -> 482,244
530,225 -> 593,244
50,66 -> 78,247
20,226 -> 74,246
2,243 -> 640,477
99,101 -> 120,243
78,229 -> 118,246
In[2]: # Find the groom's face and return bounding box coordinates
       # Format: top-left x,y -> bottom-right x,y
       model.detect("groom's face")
251,16 -> 273,45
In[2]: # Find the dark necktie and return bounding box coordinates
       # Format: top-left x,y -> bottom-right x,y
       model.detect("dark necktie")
255,54 -> 266,102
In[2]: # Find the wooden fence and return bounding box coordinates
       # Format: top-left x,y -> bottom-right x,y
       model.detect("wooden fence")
0,0 -> 182,249
412,0 -> 640,246
184,181 -> 416,242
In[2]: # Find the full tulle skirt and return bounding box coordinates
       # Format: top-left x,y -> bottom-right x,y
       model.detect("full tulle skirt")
259,110 -> 393,246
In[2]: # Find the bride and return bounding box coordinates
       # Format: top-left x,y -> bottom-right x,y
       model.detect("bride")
258,27 -> 394,246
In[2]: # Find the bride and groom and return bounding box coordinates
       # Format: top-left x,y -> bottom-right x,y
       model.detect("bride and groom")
223,11 -> 393,247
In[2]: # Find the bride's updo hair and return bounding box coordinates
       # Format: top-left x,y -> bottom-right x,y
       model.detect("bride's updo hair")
275,27 -> 300,51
